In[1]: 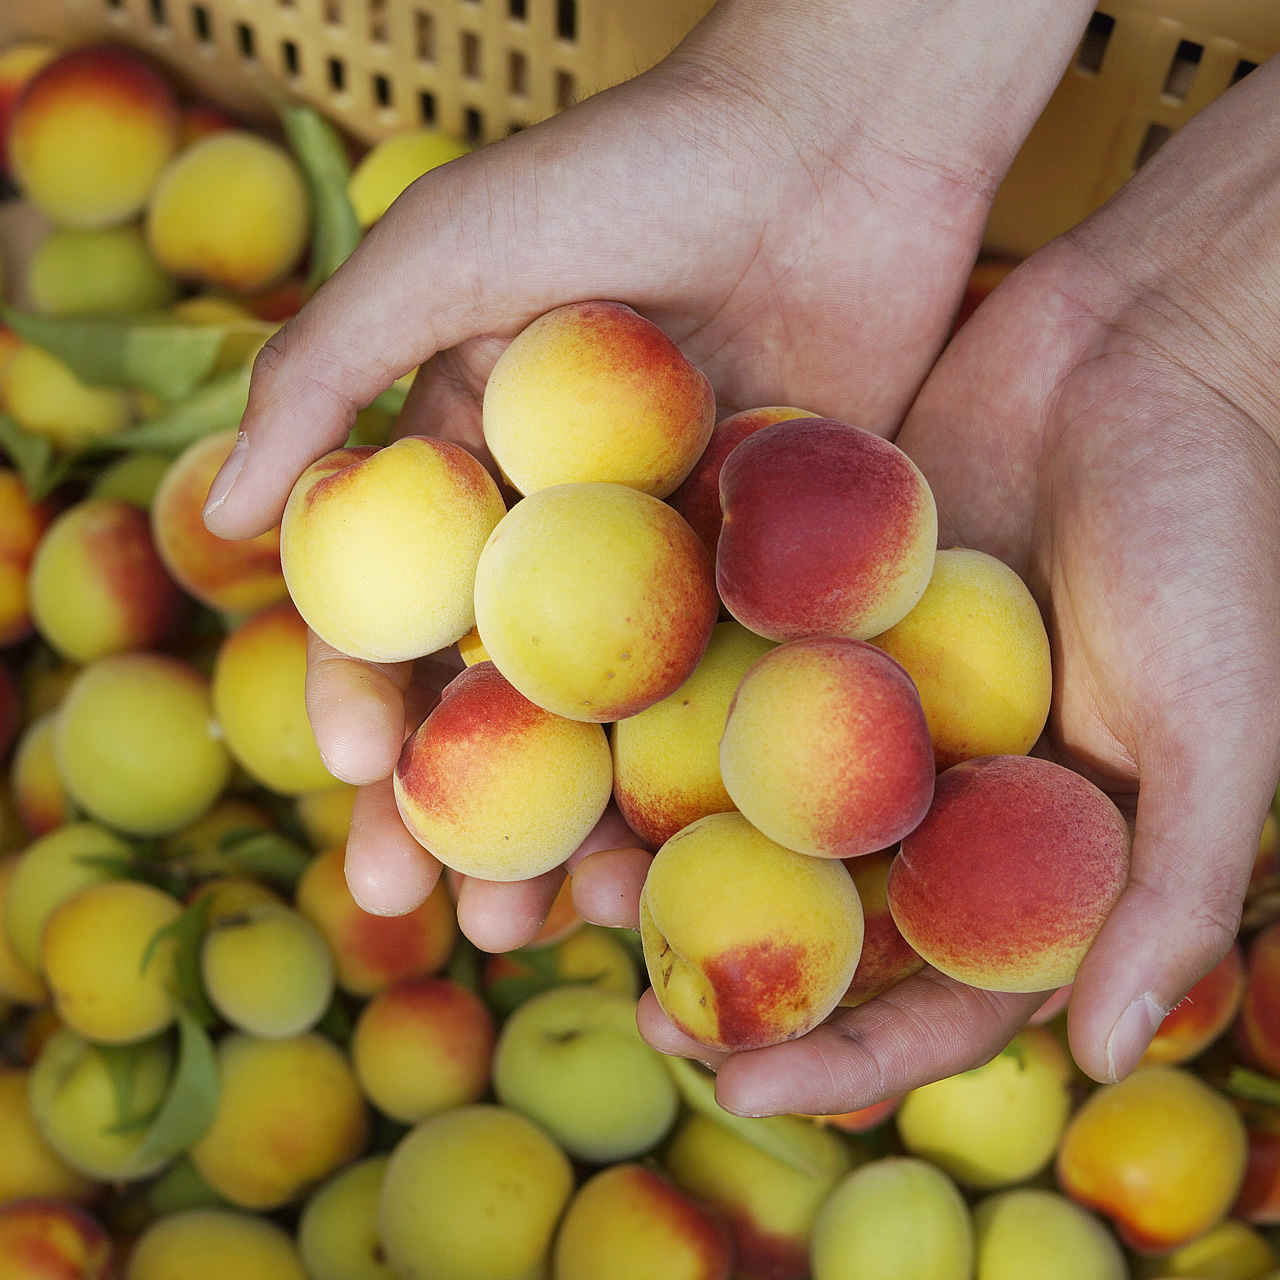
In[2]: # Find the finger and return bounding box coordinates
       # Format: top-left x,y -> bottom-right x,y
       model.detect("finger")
305,632 -> 412,786
200,101 -> 663,540
1028,984 -> 1072,1026
1068,735 -> 1278,1084
636,989 -> 729,1071
563,805 -> 646,872
455,867 -> 566,953
345,776 -> 442,915
571,847 -> 653,930
711,970 -> 1043,1117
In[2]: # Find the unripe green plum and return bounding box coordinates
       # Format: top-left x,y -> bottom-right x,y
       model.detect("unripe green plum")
298,1156 -> 398,1280
29,1027 -> 174,1181
200,903 -> 335,1038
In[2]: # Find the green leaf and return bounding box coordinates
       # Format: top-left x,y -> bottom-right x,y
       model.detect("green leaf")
662,1056 -> 827,1177
215,831 -> 311,891
0,411 -> 55,497
486,974 -> 565,1019
144,894 -> 217,1028
1226,1067 -> 1280,1108
148,1156 -> 229,1216
4,308 -> 248,400
130,1008 -> 220,1166
100,370 -> 251,455
371,380 -> 410,419
99,1041 -> 156,1134
315,992 -> 354,1047
446,937 -> 482,994
281,104 -> 362,288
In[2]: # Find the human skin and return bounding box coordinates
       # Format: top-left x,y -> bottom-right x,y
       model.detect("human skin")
201,0 -> 1096,946
642,57 -> 1280,1115
192,0 -> 1280,1119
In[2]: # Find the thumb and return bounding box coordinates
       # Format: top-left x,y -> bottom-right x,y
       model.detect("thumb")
1067,727 -> 1278,1083
199,84 -> 685,541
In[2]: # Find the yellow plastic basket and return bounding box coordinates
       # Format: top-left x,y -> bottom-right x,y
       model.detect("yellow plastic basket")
0,0 -> 714,145
0,1 -> 1276,255
985,0 -> 1280,257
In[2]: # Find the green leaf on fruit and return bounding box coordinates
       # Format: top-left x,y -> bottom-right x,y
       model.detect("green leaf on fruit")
214,830 -> 311,891
143,894 -> 218,1028
99,1041 -> 158,1135
1226,1067 -> 1280,1109
99,369 -> 251,455
2,308 -> 261,400
662,1056 -> 827,1177
130,1009 -> 220,1165
0,410 -> 56,498
281,104 -> 362,289
446,937 -> 482,995
371,379 -> 410,419
147,1157 -> 229,1216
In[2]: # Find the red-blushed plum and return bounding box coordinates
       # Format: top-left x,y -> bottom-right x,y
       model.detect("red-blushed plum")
151,431 -> 288,615
0,468 -> 51,647
640,812 -> 863,1052
0,40 -> 59,176
9,44 -> 180,227
295,844 -> 456,997
716,417 -> 937,642
612,620 -> 774,847
838,850 -> 923,1006
473,482 -> 718,722
719,638 -> 934,859
1141,941 -> 1245,1066
0,1199 -> 112,1280
281,437 -> 505,664
393,662 -> 612,881
1056,1066 -> 1246,1254
552,1163 -> 733,1280
887,755 -> 1131,992
29,498 -> 184,664
667,406 -> 819,560
1235,1110 -> 1280,1227
1236,922 -> 1280,1077
663,1108 -> 853,1280
481,300 -> 715,498
350,976 -> 495,1124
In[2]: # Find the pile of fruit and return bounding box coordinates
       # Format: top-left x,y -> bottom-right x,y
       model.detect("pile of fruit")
0,28 -> 1278,1280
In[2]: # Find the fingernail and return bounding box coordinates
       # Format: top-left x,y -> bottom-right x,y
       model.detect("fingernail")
202,431 -> 248,520
1105,993 -> 1165,1082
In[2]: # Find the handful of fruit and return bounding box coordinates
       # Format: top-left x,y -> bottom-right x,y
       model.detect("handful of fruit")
279,296 -> 1134,1056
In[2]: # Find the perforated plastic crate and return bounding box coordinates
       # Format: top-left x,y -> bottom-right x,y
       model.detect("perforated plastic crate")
0,0 -> 714,145
985,0 -> 1280,257
1,1 -> 1277,255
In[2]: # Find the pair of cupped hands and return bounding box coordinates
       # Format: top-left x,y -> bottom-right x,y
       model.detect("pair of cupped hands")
201,1 -> 1280,1116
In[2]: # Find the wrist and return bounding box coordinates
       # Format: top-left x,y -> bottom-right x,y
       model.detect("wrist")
664,0 -> 1095,200
1061,54 -> 1280,447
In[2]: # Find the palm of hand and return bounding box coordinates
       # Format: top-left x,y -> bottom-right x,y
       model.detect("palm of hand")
675,240 -> 1280,1118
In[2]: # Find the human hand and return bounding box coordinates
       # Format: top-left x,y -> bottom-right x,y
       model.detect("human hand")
642,52 -> 1280,1114
202,0 -> 1093,946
